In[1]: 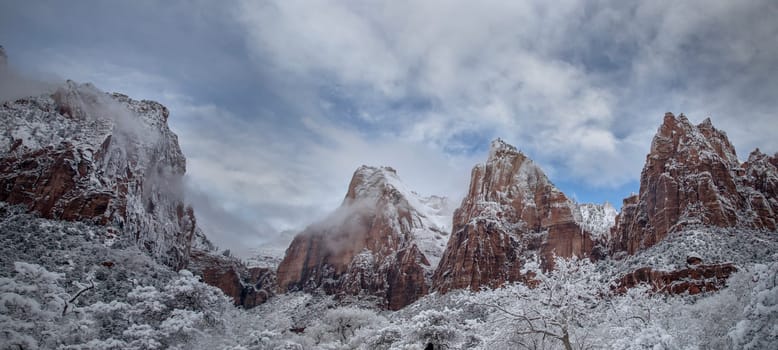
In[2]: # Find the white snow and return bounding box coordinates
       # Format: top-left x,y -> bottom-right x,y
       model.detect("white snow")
347,166 -> 453,271
574,202 -> 618,240
0,81 -> 197,267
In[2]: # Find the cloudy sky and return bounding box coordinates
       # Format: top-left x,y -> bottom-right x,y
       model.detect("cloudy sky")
2,1 -> 777,256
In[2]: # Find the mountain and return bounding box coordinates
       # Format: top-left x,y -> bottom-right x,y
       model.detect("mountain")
431,139 -> 615,293
0,81 -> 203,269
610,113 -> 778,256
0,74 -> 275,309
275,166 -> 452,310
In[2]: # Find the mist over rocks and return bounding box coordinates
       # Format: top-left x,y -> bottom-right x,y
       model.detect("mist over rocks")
276,165 -> 452,310
0,80 -> 201,269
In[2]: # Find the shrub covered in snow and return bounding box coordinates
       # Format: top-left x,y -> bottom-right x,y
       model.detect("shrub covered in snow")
729,259 -> 778,349
0,262 -> 69,349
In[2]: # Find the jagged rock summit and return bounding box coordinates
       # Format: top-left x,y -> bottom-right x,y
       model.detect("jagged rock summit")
0,80 -> 202,269
275,165 -> 452,310
432,139 -> 615,293
610,113 -> 778,255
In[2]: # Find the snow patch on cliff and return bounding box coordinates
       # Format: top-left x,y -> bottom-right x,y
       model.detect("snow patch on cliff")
574,202 -> 618,240
349,166 -> 453,270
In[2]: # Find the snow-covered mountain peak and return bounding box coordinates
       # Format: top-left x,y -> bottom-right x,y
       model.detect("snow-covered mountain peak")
434,138 -> 608,292
343,165 -> 452,232
488,138 -> 520,160
345,165 -> 403,201
0,80 -> 200,268
612,113 -> 778,255
653,112 -> 739,166
467,140 -> 553,208
277,165 -> 452,309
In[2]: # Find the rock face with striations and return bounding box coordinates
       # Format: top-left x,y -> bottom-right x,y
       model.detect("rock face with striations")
276,166 -> 452,310
0,81 -> 202,269
616,262 -> 737,295
432,139 -> 615,293
610,113 -> 778,255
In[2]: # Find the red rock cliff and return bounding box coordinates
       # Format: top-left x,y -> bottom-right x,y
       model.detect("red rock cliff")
432,139 -> 613,293
610,113 -> 778,255
275,166 -> 451,310
0,81 -> 201,269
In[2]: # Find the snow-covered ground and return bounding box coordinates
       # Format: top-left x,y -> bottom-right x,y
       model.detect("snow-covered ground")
2,200 -> 776,349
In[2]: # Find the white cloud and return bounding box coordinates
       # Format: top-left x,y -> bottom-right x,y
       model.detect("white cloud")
235,0 -> 778,187
166,95 -> 477,251
8,0 -> 777,255
234,0 -> 631,187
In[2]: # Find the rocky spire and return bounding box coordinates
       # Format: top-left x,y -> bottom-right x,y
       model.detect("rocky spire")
610,113 -> 778,255
432,139 -> 608,293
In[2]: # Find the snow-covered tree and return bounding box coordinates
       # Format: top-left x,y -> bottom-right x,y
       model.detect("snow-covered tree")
305,306 -> 385,348
0,262 -> 70,350
467,255 -> 608,350
64,269 -> 230,349
729,260 -> 778,349
402,308 -> 466,349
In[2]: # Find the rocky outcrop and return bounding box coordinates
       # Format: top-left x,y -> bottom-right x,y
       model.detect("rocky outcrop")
276,166 -> 451,310
432,139 -> 614,293
0,81 -> 200,269
610,113 -> 778,255
189,250 -> 275,308
741,149 -> 778,229
615,262 -> 737,295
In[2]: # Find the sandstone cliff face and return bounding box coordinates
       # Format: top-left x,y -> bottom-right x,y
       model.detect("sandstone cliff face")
741,149 -> 778,229
0,81 -> 200,269
275,166 -> 451,310
188,250 -> 276,308
432,139 -> 614,293
615,262 -> 737,295
610,113 -> 778,255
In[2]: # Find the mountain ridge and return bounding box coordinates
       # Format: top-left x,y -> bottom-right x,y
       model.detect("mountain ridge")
2,75 -> 776,312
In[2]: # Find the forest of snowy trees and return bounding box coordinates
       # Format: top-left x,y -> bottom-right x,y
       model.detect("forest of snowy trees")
2,202 -> 777,349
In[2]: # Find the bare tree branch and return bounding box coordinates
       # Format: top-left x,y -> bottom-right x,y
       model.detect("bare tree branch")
62,279 -> 95,316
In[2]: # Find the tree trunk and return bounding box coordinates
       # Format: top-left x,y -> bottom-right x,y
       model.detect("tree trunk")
561,330 -> 573,350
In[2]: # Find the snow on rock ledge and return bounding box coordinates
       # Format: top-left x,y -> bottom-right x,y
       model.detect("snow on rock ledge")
0,81 -> 201,269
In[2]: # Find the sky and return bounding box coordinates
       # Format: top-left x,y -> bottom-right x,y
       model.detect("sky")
2,1 -> 778,256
